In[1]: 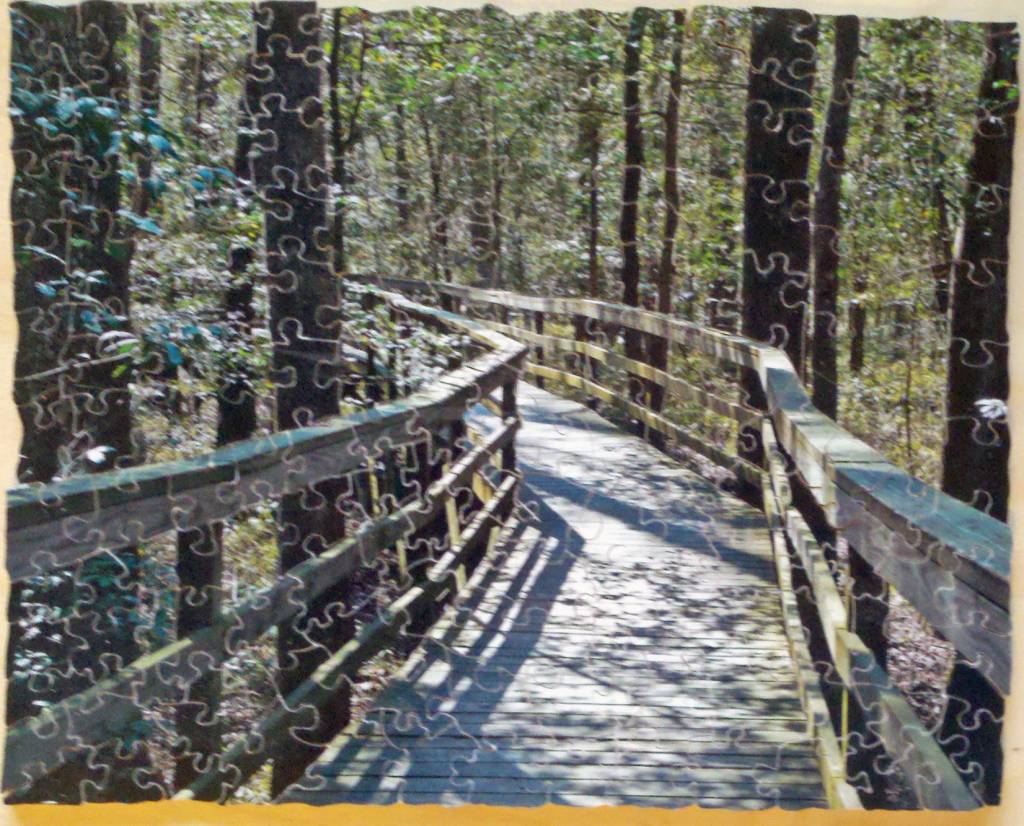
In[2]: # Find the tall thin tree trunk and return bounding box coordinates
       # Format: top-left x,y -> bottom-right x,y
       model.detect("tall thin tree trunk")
941,23 -> 1016,520
420,113 -> 451,283
329,8 -> 347,273
10,3 -> 161,801
619,8 -> 648,414
490,128 -> 505,287
739,8 -> 818,470
254,2 -> 351,797
468,86 -> 496,286
810,16 -> 859,420
394,102 -> 411,232
134,4 -> 161,217
929,161 -> 954,315
936,27 -> 1016,801
582,45 -> 602,299
586,122 -> 601,298
647,10 -> 685,444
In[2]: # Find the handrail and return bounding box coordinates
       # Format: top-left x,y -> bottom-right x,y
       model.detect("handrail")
3,287 -> 528,799
5,289 -> 525,581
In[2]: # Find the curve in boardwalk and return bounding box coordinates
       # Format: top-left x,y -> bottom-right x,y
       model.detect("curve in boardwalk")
282,381 -> 826,808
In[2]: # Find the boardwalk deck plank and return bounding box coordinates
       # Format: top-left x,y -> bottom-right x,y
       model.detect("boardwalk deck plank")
281,383 -> 827,807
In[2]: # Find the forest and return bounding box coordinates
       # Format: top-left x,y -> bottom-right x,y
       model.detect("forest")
5,0 -> 1017,807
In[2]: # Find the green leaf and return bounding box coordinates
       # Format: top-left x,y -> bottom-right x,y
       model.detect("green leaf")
165,341 -> 183,366
147,133 -> 175,156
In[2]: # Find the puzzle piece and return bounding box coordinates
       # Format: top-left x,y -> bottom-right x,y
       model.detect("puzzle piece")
4,0 -> 1014,812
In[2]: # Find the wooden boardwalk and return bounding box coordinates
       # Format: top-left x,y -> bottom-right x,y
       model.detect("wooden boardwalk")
281,383 -> 827,808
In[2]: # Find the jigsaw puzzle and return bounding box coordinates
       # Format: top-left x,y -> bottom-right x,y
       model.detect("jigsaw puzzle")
4,1 -> 1016,811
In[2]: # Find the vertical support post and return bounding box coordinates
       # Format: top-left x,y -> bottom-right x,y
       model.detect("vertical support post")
572,314 -> 598,411
533,310 -> 545,389
938,661 -> 1003,804
174,245 -> 257,796
844,546 -> 890,806
501,380 -> 517,473
175,525 -> 224,795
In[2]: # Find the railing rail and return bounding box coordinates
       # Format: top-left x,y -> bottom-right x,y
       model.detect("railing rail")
3,287 -> 527,800
356,273 -> 1010,810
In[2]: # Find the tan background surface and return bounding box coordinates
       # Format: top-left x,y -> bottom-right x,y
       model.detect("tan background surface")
0,0 -> 1021,822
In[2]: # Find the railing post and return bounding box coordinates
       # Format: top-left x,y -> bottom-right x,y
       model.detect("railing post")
572,314 -> 598,411
175,524 -> 224,796
844,546 -> 890,806
501,379 -> 517,473
938,660 -> 1003,804
533,310 -> 545,389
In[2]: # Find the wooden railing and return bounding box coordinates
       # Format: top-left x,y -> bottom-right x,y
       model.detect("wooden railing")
3,288 -> 527,801
355,274 -> 1010,811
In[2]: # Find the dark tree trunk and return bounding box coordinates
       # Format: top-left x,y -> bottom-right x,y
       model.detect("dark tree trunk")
133,4 -> 161,217
577,16 -> 603,299
741,8 -> 818,369
194,42 -> 208,127
253,2 -> 350,797
937,24 -> 1017,805
619,8 -> 648,412
708,38 -> 738,277
848,298 -> 866,373
929,166 -> 953,315
586,121 -> 601,298
647,10 -> 684,441
234,45 -> 259,192
329,8 -> 347,273
468,90 -> 496,286
9,2 -> 162,801
941,22 -> 1016,521
810,16 -> 859,421
490,134 -> 505,287
394,102 -> 411,231
11,7 -> 71,487
420,113 -> 451,283
739,9 -> 818,469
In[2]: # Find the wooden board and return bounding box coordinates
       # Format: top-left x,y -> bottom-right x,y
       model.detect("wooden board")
281,382 -> 827,808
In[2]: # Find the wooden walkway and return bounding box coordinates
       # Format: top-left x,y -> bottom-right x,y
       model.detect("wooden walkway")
281,383 -> 827,808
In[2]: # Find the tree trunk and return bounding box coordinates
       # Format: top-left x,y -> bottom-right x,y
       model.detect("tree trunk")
394,102 -> 412,232
490,132 -> 505,288
420,113 -> 451,284
708,37 -> 738,277
741,8 -> 818,370
810,16 -> 859,421
941,23 -> 1016,521
9,2 -> 162,801
619,8 -> 648,414
134,4 -> 161,217
580,36 -> 602,299
329,8 -> 347,274
253,2 -> 351,797
929,165 -> 954,315
937,26 -> 1017,805
234,46 -> 259,194
647,10 -> 684,442
739,9 -> 818,470
468,88 -> 496,286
